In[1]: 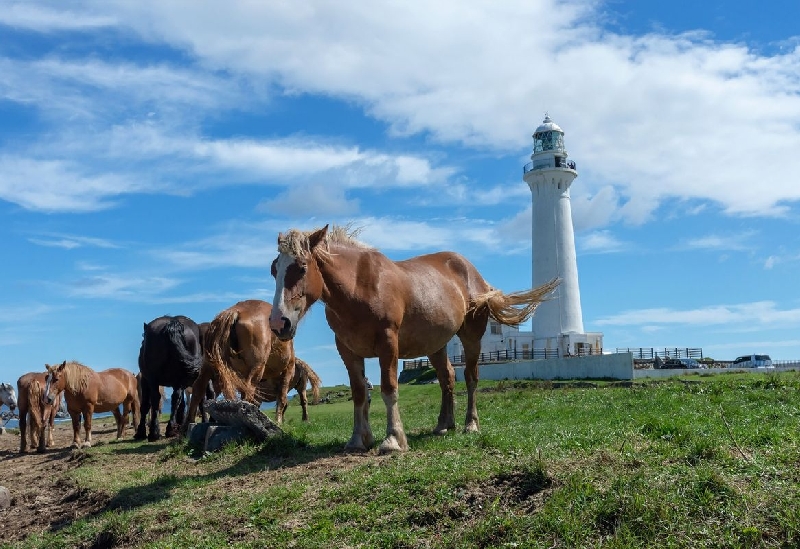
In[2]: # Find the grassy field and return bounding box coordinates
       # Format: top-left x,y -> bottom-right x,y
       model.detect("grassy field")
10,370 -> 800,548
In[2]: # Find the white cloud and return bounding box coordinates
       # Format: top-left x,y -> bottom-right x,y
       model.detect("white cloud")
28,233 -> 121,250
680,231 -> 756,251
596,301 -> 800,327
578,230 -> 627,254
4,1 -> 800,224
0,2 -> 117,31
258,185 -> 360,217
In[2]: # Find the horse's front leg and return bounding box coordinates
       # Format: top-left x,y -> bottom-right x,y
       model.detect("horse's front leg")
47,403 -> 57,447
298,379 -> 309,422
134,379 -> 151,440
181,369 -> 210,436
336,338 -> 374,452
82,405 -> 95,447
274,364 -> 296,424
428,346 -> 456,434
376,337 -> 407,453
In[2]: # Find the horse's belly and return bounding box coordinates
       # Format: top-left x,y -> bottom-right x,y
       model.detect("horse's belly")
397,326 -> 455,359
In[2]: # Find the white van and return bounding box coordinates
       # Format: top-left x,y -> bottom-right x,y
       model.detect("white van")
732,354 -> 773,368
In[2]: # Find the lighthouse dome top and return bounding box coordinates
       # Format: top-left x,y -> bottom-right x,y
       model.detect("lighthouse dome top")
533,114 -> 563,135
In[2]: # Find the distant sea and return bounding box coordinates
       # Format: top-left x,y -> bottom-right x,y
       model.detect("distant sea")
1,399 -> 276,431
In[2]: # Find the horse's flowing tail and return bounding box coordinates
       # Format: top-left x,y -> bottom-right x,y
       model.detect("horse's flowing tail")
297,358 -> 322,404
473,277 -> 561,326
165,318 -> 202,374
205,309 -> 249,400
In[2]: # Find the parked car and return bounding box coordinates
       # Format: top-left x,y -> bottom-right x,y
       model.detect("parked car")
732,354 -> 773,368
661,357 -> 703,369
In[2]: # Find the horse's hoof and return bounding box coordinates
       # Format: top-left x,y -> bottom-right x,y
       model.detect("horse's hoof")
464,421 -> 480,433
133,432 -> 146,441
148,433 -> 162,442
378,435 -> 407,454
433,427 -> 449,436
82,442 -> 92,448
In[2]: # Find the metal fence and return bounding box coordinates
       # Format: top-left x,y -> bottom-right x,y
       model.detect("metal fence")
614,348 -> 704,360
401,346 -> 603,370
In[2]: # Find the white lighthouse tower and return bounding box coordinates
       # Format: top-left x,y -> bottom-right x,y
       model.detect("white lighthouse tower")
522,115 -> 601,356
444,114 -> 602,363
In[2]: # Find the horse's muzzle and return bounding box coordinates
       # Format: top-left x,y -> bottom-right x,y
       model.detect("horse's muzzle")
271,317 -> 296,341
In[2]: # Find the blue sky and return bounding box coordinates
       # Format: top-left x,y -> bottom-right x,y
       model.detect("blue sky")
2,0 -> 800,389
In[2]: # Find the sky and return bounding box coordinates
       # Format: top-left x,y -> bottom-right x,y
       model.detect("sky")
1,0 -> 800,390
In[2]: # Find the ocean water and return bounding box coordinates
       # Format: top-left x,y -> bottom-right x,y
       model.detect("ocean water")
1,399 -> 276,431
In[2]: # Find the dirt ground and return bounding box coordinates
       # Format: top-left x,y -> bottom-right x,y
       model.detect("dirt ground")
0,418 -> 123,545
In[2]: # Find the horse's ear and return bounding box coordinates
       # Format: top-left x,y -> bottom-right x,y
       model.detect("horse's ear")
308,225 -> 329,251
58,360 -> 67,371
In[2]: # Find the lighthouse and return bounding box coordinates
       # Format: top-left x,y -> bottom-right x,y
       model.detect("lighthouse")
523,115 -> 599,355
444,114 -> 602,362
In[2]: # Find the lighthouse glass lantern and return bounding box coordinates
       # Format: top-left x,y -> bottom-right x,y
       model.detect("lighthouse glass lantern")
533,116 -> 565,154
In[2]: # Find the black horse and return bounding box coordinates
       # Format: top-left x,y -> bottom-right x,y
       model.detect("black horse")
135,315 -> 213,441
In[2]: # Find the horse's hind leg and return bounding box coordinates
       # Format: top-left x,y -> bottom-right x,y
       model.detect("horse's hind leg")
19,409 -> 28,453
146,383 -> 162,442
458,313 -> 489,433
428,346 -> 456,435
113,407 -> 124,439
165,389 -> 183,437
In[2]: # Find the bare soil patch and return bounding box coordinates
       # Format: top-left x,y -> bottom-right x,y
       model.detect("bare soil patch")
0,419 -> 122,545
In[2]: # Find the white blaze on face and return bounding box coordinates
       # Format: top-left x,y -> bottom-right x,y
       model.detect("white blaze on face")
270,252 -> 295,330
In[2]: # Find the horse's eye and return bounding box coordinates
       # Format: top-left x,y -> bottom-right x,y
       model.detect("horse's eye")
299,264 -> 307,275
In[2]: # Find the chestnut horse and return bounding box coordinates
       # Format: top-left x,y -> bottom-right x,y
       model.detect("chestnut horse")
269,225 -> 559,453
43,361 -> 140,448
257,357 -> 322,421
16,372 -> 61,453
184,300 -> 296,431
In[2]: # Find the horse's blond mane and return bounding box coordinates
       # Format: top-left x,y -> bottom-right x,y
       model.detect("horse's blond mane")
277,224 -> 371,259
63,361 -> 91,394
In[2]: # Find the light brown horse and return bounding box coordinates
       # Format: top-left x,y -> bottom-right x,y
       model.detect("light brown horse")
257,357 -> 322,421
43,361 -> 140,448
268,225 -> 559,453
16,372 -> 61,453
184,300 -> 296,430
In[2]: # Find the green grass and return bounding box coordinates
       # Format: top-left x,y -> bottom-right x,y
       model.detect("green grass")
10,371 -> 800,548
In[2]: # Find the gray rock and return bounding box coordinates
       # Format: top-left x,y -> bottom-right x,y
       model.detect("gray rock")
204,424 -> 248,452
0,486 -> 10,509
204,399 -> 283,442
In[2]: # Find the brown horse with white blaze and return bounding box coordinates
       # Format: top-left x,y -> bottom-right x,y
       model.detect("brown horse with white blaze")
269,225 -> 559,453
43,361 -> 140,449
